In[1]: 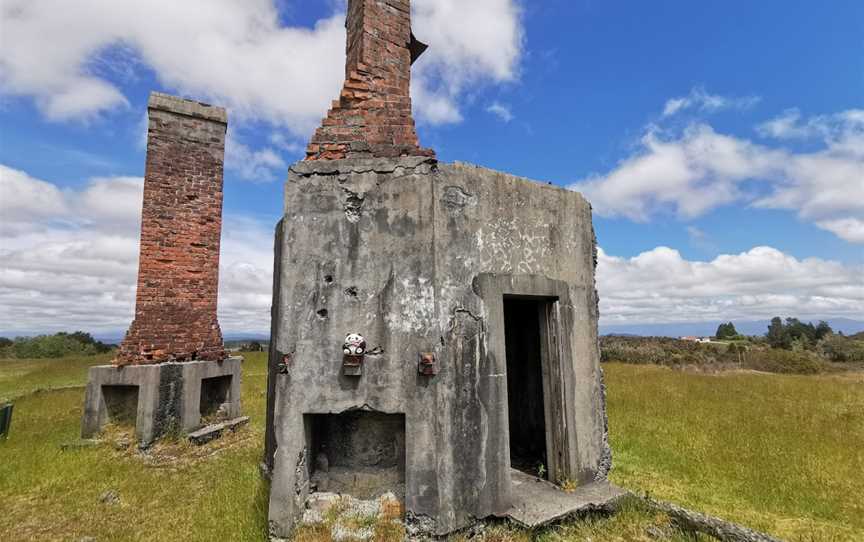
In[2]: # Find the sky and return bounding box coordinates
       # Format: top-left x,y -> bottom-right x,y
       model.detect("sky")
0,0 -> 862,336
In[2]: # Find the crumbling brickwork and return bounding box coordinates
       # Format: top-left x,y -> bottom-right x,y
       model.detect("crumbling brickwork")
306,0 -> 435,160
116,93 -> 228,366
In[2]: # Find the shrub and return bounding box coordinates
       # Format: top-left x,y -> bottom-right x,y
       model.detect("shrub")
600,336 -> 741,367
3,332 -> 112,359
820,334 -> 864,362
744,348 -> 824,375
600,335 -> 828,374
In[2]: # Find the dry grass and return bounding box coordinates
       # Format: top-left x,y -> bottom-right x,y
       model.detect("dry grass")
1,354 -> 861,541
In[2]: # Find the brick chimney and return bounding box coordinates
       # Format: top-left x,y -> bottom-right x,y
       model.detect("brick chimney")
115,93 -> 228,366
306,0 -> 435,160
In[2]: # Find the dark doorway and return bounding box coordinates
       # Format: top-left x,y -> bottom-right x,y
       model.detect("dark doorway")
504,297 -> 549,478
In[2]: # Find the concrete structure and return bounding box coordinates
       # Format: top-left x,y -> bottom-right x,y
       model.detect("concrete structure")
264,159 -> 611,536
81,93 -> 242,446
264,0 -> 610,536
82,358 -> 242,447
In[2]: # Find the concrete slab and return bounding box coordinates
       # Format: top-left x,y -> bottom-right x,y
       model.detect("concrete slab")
504,469 -> 628,528
188,416 -> 249,445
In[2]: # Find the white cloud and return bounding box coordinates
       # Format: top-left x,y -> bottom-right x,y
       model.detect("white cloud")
597,246 -> 864,325
4,163 -> 860,334
570,124 -> 779,221
756,108 -> 864,141
570,108 -> 864,243
411,82 -> 463,125
486,101 -> 514,123
662,87 -> 760,117
0,165 -> 273,334
225,131 -> 287,183
814,218 -> 864,244
0,165 -> 69,227
412,0 -> 523,125
0,0 -> 524,132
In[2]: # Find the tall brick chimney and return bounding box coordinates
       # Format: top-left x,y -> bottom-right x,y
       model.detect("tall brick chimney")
306,0 -> 435,160
116,93 -> 228,366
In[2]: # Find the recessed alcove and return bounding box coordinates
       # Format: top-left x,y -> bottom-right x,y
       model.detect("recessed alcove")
305,411 -> 406,499
200,375 -> 233,421
102,385 -> 139,426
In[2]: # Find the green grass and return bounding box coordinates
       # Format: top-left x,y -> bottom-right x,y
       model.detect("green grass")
606,363 -> 864,542
1,355 -> 861,541
0,354 -> 107,403
0,353 -> 270,541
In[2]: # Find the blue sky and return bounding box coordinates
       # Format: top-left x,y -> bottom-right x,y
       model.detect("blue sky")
0,0 -> 862,335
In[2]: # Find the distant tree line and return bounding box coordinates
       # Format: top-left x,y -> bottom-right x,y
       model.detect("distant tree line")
0,332 -> 113,359
766,317 -> 832,349
603,316 -> 864,374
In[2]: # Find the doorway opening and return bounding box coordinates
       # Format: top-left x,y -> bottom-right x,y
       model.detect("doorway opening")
504,297 -> 550,479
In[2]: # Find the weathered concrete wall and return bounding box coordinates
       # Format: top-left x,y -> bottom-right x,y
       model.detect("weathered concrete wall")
82,358 -> 242,447
265,157 -> 608,537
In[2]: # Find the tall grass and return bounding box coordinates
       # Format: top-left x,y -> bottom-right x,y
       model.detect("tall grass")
605,363 -> 864,541
1,355 -> 861,541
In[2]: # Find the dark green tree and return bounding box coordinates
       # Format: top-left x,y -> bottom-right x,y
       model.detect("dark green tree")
815,321 -> 833,340
715,322 -> 738,340
767,317 -> 787,349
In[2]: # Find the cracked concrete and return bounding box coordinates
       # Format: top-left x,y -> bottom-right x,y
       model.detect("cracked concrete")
265,157 -> 606,538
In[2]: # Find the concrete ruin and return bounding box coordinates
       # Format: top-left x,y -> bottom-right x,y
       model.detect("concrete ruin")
264,0 -> 614,537
81,93 -> 243,447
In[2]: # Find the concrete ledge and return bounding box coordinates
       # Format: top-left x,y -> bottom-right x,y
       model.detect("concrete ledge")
289,156 -> 436,176
504,469 -> 628,528
148,91 -> 227,124
647,499 -> 783,542
188,416 -> 249,445
81,357 -> 242,447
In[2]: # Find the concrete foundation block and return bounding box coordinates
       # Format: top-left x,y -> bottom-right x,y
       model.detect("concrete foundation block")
81,357 -> 242,447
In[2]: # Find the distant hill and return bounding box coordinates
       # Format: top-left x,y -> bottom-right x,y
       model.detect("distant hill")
5,319 -> 862,344
600,318 -> 864,338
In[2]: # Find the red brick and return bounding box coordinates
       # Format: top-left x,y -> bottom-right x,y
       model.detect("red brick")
115,93 -> 228,367
306,0 -> 434,161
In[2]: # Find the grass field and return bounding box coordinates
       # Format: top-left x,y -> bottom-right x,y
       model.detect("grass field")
0,354 -> 861,541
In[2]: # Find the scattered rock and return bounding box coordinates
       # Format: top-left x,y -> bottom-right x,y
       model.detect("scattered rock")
332,524 -> 373,541
300,492 -> 405,540
464,522 -> 487,538
405,511 -> 437,539
99,490 -> 120,506
113,436 -> 131,451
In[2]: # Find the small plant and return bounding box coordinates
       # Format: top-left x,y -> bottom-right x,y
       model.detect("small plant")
537,463 -> 546,478
559,478 -> 578,493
